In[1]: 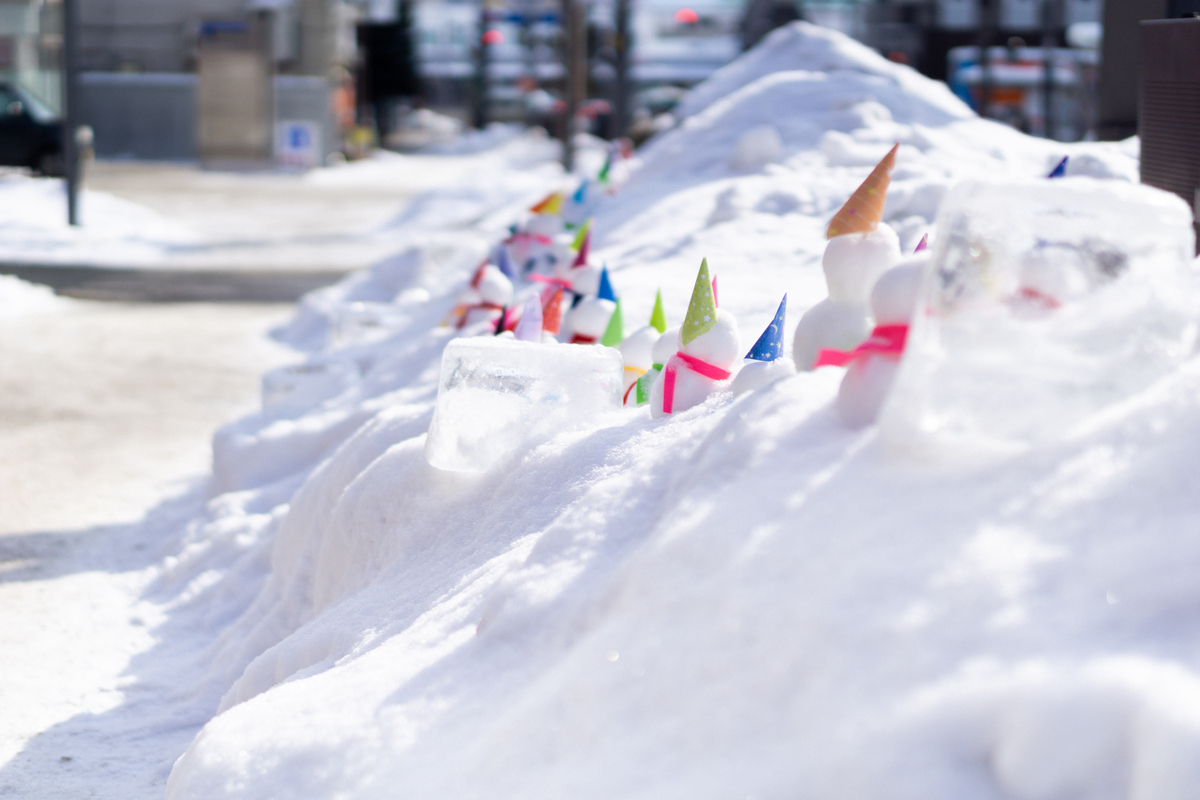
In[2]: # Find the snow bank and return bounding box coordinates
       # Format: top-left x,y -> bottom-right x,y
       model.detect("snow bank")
158,22 -> 1197,800
0,274 -> 72,318
0,173 -> 197,267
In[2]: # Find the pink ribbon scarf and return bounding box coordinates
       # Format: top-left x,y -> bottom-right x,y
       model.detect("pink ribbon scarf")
813,324 -> 908,368
661,352 -> 732,414
506,231 -> 553,247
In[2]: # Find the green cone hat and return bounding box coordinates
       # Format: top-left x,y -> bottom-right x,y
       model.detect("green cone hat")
649,289 -> 667,333
680,258 -> 717,346
601,298 -> 624,346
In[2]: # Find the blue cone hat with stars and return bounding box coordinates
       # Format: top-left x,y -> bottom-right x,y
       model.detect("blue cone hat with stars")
745,295 -> 786,361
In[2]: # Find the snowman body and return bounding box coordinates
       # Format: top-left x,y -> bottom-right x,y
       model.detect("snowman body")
618,325 -> 659,402
564,297 -> 615,343
794,226 -> 900,370
835,255 -> 926,427
460,265 -> 513,328
730,357 -> 796,396
649,311 -> 740,418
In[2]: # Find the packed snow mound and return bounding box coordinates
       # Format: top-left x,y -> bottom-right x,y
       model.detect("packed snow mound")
674,22 -> 974,121
0,274 -> 72,319
157,21 -> 1200,800
0,173 -> 198,267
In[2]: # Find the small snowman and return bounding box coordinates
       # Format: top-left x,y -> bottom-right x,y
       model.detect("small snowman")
617,290 -> 668,405
633,321 -> 681,406
565,264 -> 617,344
510,192 -> 572,275
794,144 -> 902,371
730,295 -> 795,396
817,252 -> 927,428
649,259 -> 740,418
456,262 -> 514,330
560,222 -> 601,297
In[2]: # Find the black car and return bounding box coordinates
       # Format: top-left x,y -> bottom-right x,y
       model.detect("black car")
0,82 -> 63,176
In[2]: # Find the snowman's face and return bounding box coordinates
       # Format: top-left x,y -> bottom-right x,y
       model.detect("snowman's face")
518,241 -> 573,278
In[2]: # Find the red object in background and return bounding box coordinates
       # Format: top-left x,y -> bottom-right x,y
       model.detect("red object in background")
481,29 -> 504,45
886,50 -> 909,65
674,7 -> 699,24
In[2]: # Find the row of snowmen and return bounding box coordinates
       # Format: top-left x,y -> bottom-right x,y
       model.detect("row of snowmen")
451,143 -> 923,428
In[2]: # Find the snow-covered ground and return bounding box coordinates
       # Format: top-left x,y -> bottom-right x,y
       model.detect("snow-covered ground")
0,126 -> 566,271
4,22 -> 1193,800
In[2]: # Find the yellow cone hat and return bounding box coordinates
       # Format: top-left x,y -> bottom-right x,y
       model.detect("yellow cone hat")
825,143 -> 898,239
530,192 -> 564,215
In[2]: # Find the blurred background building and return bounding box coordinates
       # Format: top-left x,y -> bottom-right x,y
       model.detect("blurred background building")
0,0 -> 1191,166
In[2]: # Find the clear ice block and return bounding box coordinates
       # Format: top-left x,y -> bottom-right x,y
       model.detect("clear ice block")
424,337 -> 624,472
881,177 -> 1198,456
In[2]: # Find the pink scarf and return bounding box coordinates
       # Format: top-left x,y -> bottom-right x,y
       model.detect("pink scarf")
813,324 -> 908,368
662,352 -> 732,414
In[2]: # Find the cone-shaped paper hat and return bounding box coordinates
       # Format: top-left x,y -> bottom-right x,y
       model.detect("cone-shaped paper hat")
1048,156 -> 1068,178
681,258 -> 717,346
914,233 -> 928,253
649,289 -> 667,333
598,150 -> 613,184
530,192 -> 564,215
469,260 -> 488,289
514,294 -> 543,341
496,243 -> 516,279
571,218 -> 592,252
573,180 -> 588,205
597,266 -> 617,302
601,298 -> 624,346
494,306 -> 509,335
746,295 -> 786,361
825,143 -> 899,239
542,287 -> 564,335
711,275 -> 719,308
572,229 -> 591,268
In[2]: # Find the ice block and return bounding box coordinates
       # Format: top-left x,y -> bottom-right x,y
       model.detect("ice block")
424,337 -> 624,472
881,177 -> 1198,456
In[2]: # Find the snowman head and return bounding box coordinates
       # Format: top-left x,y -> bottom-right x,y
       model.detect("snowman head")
823,225 -> 901,303
680,309 -> 740,369
870,253 -> 928,326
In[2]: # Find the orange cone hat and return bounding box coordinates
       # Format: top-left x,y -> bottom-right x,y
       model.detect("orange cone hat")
825,143 -> 898,239
530,192 -> 564,215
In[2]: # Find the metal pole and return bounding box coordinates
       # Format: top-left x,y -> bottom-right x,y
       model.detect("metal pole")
1041,0 -> 1059,139
976,0 -> 994,119
473,2 -> 490,130
63,0 -> 79,226
613,0 -> 630,138
560,0 -> 585,170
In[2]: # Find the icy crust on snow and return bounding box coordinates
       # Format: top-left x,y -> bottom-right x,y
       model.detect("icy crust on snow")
161,22 -> 1200,800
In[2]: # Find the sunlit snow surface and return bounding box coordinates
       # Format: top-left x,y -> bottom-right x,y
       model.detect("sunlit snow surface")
150,23 -> 1200,800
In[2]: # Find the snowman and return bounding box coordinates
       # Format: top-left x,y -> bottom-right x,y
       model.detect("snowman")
509,192 -> 573,276
618,290 -> 668,405
794,144 -> 902,371
455,262 -> 514,330
563,258 -> 617,345
816,252 -> 927,427
632,321 -> 681,405
730,295 -> 796,396
649,259 -> 740,418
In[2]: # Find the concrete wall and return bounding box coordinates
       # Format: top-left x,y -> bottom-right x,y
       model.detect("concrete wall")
79,72 -> 195,160
79,72 -> 335,163
78,0 -> 353,76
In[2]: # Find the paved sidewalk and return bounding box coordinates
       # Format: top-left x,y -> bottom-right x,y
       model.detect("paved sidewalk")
0,300 -> 295,536
82,161 -> 420,272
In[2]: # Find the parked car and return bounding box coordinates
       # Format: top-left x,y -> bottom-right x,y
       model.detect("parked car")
0,82 -> 63,176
